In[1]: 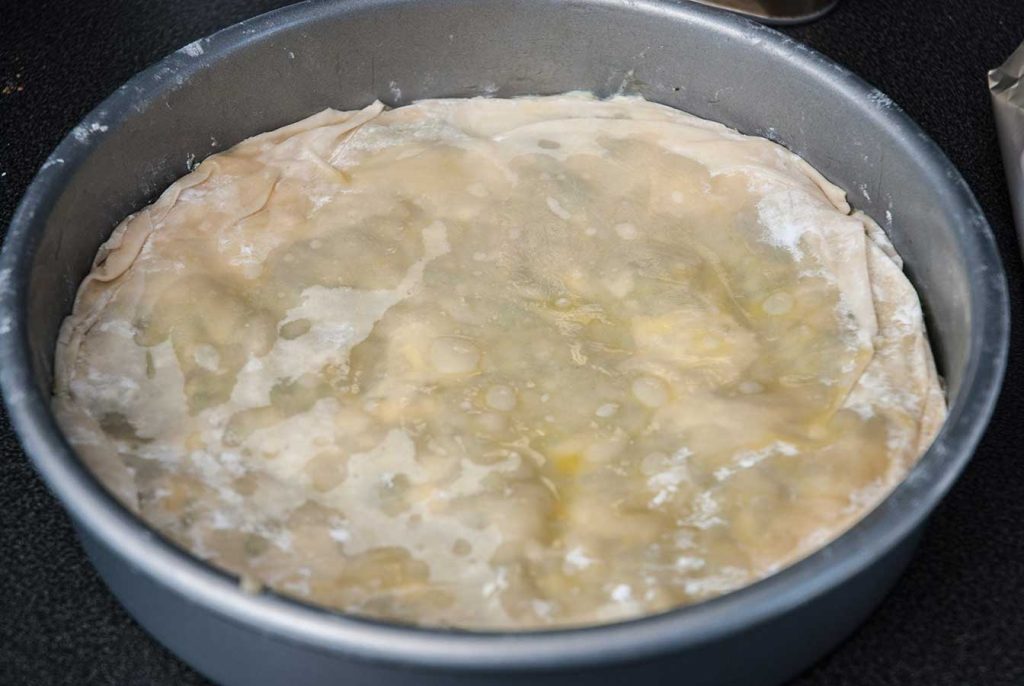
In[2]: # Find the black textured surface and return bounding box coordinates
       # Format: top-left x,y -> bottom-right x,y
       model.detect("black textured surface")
1,1 -> 1023,684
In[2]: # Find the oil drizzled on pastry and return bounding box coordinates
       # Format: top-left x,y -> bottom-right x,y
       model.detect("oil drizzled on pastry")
54,94 -> 944,629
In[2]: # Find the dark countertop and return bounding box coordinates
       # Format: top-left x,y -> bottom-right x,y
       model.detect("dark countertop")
2,1 -> 1023,684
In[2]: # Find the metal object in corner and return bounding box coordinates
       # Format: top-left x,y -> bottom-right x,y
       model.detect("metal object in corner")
989,41 -> 1024,260
689,0 -> 839,25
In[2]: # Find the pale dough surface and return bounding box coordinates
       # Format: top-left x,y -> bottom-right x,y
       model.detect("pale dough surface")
53,94 -> 945,629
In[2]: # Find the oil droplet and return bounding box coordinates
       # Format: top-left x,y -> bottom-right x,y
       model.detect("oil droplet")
485,384 -> 517,411
604,272 -> 635,298
279,318 -> 311,340
430,338 -> 480,374
610,584 -> 632,602
632,375 -> 669,408
305,452 -> 347,492
738,381 -> 763,394
762,292 -> 794,315
478,412 -> 507,432
546,196 -> 571,220
614,222 -> 638,240
641,452 -> 669,475
193,344 -> 220,371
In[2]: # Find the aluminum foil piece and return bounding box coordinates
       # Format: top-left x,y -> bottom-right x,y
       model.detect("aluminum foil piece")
990,41 -> 1024,251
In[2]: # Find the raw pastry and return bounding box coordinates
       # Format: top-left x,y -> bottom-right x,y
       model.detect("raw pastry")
53,94 -> 945,629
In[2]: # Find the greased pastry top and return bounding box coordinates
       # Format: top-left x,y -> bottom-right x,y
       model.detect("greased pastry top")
54,94 -> 945,629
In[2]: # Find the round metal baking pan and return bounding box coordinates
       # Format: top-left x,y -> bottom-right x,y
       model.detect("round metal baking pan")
0,1 -> 1009,684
